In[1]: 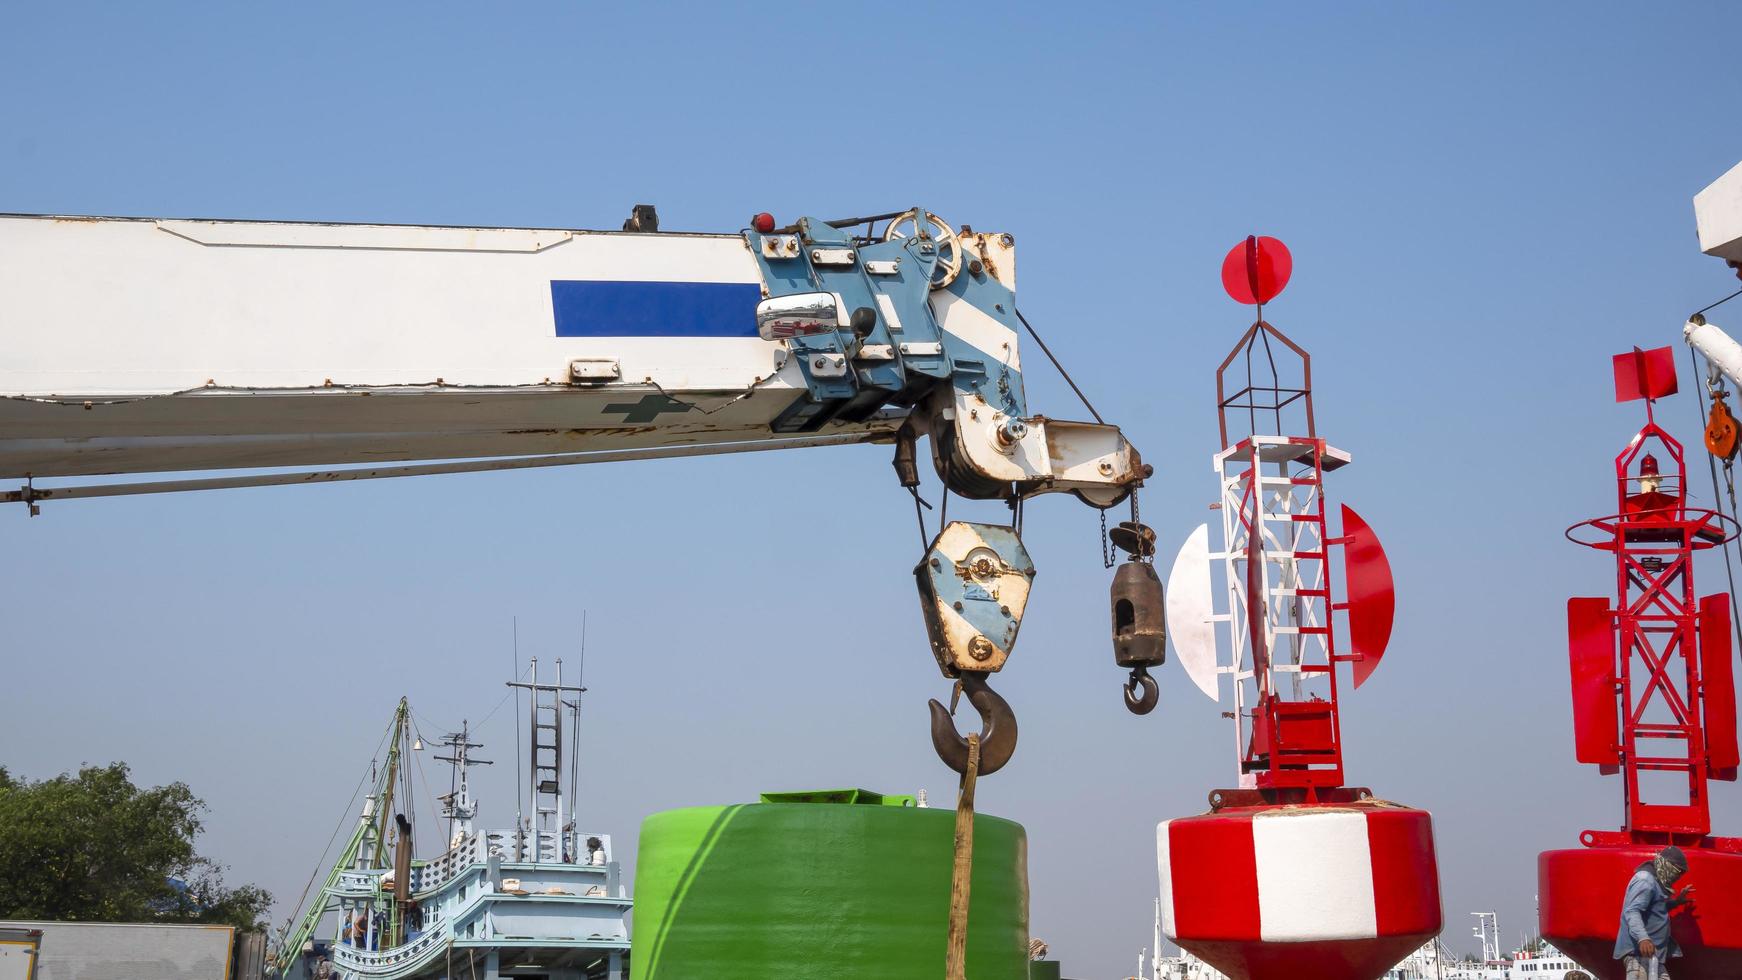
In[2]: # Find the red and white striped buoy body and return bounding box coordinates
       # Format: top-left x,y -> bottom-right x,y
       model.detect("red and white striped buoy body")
1158,247 -> 1442,976
1541,846 -> 1742,980
1159,801 -> 1442,980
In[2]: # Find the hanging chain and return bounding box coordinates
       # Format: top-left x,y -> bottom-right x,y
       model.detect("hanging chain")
1100,508 -> 1114,569
1129,486 -> 1150,564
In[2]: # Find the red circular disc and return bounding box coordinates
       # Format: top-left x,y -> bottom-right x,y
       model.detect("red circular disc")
1221,235 -> 1293,306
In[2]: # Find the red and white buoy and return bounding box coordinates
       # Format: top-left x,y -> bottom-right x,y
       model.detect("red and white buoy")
1159,237 -> 1442,980
1539,346 -> 1742,979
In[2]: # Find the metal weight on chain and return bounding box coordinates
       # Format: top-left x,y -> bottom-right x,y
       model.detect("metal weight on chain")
1108,512 -> 1165,716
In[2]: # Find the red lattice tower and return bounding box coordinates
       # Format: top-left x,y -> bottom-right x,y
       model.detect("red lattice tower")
1540,345 -> 1742,980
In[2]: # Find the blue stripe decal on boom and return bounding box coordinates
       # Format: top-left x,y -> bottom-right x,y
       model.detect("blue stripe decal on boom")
551,280 -> 762,338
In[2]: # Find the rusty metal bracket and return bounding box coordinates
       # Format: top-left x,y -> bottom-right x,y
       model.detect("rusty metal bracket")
929,671 -> 1017,776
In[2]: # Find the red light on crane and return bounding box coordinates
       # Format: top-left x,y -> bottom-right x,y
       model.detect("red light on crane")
752,212 -> 777,234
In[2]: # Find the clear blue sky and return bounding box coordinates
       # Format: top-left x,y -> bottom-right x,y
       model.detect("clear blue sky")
4,3 -> 1742,976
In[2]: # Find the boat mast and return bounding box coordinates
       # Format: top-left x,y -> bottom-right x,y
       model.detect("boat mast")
269,698 -> 408,977
508,657 -> 585,863
434,721 -> 491,846
565,613 -> 588,840
1152,897 -> 1161,979
371,704 -> 407,870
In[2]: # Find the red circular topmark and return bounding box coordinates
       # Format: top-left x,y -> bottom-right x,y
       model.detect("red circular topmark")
1221,235 -> 1292,306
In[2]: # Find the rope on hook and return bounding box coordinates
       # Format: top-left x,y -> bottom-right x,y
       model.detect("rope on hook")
944,733 -> 980,980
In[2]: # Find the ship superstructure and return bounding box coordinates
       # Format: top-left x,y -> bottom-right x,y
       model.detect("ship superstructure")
273,661 -> 628,980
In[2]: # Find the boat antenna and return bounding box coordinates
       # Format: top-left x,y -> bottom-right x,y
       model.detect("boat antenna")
434,721 -> 490,845
512,617 -> 523,830
566,611 -> 588,829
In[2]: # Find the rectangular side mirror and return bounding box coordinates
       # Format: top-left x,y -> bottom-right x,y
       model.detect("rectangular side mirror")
756,291 -> 846,341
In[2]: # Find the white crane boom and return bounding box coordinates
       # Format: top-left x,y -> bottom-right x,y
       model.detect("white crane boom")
0,209 -> 1140,506
0,204 -> 1170,751
0,204 -> 1170,783
1684,162 -> 1742,389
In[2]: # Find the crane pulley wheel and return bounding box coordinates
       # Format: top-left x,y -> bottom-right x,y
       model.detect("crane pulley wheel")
1707,390 -> 1740,461
884,209 -> 963,290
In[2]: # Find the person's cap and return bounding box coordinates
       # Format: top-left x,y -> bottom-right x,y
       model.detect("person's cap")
1661,845 -> 1689,871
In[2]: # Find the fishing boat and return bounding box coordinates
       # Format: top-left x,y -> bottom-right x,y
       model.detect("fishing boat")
271,660 -> 630,980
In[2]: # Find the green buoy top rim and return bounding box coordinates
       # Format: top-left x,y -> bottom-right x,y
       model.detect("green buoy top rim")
639,789 -> 1028,832
756,788 -> 916,807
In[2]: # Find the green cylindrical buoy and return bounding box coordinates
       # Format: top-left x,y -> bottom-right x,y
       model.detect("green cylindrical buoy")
632,788 -> 1030,979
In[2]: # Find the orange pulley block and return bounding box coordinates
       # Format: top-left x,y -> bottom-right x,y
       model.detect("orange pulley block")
1707,390 -> 1740,461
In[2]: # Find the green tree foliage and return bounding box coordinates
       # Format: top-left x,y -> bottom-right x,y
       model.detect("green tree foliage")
0,763 -> 271,930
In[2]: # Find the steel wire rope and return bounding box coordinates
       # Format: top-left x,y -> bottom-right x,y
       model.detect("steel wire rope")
408,717 -> 447,849
512,618 -> 523,824
409,705 -> 457,743
1685,344 -> 1742,657
1013,307 -> 1103,423
568,614 -> 586,841
412,743 -> 445,856
474,664 -> 530,729
913,491 -> 930,551
280,721 -> 395,946
1695,287 -> 1742,318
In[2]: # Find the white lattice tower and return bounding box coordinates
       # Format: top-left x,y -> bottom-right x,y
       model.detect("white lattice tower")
1215,434 -> 1349,789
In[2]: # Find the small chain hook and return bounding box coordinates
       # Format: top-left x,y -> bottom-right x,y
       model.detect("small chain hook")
1123,667 -> 1159,715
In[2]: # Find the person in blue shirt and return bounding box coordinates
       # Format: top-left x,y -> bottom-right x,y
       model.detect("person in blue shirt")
1615,846 -> 1694,979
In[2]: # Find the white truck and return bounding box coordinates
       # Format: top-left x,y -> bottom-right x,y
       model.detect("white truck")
0,921 -> 239,980
0,929 -> 40,980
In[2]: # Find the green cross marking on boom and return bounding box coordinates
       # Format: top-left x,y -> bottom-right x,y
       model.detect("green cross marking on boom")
602,394 -> 695,423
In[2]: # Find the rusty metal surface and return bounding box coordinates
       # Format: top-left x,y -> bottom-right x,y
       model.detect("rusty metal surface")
1111,559 -> 1166,669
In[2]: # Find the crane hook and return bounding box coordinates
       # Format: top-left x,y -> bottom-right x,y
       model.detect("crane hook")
1124,666 -> 1159,715
928,671 -> 1018,776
